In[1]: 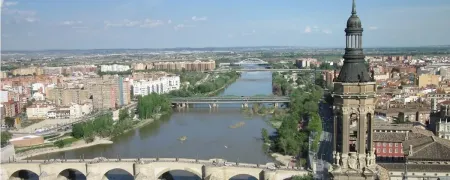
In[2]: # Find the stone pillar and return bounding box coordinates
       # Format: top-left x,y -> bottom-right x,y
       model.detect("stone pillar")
333,111 -> 338,152
263,170 -> 276,180
39,172 -> 55,180
134,164 -> 156,180
86,164 -> 102,180
357,110 -> 366,154
367,111 -> 374,155
203,166 -> 225,180
341,109 -> 349,155
274,103 -> 278,108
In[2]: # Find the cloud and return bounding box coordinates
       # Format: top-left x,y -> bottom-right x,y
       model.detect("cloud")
167,20 -> 172,24
241,30 -> 256,36
191,16 -> 208,21
2,8 -> 39,23
174,24 -> 195,30
304,26 -> 312,33
3,1 -> 18,7
62,20 -> 82,25
322,29 -> 332,34
368,26 -> 378,30
104,18 -> 165,28
227,34 -> 234,38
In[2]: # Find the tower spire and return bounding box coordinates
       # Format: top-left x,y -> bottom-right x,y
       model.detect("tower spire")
352,0 -> 357,14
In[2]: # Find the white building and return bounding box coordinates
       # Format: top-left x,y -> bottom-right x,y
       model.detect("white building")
133,75 -> 180,96
100,64 -> 130,72
32,92 -> 45,101
31,83 -> 45,93
27,104 -> 55,120
0,91 -> 8,103
436,119 -> 450,140
47,103 -> 93,119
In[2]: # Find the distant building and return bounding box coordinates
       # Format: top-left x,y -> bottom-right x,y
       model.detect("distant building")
295,58 -> 317,69
418,74 -> 440,88
26,104 -> 55,120
134,60 -> 215,72
100,64 -> 130,72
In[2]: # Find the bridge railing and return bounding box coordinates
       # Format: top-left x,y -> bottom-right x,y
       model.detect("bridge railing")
2,157 -> 305,171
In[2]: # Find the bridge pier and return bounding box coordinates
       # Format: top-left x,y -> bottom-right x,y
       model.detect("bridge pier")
242,103 -> 249,108
209,103 -> 218,109
274,102 -> 279,108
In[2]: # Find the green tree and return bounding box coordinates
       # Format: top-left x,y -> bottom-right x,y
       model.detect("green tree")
119,108 -> 129,121
292,174 -> 314,180
1,131 -> 12,146
71,123 -> 85,139
261,128 -> 269,143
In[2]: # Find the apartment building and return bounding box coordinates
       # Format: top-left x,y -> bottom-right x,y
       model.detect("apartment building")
12,67 -> 43,76
47,103 -> 93,119
133,60 -> 215,72
418,74 -> 440,88
382,55 -> 413,62
46,88 -> 91,106
133,75 -> 180,96
295,58 -> 316,68
100,64 -> 130,72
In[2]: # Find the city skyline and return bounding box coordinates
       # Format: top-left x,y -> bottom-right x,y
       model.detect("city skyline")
1,0 -> 450,50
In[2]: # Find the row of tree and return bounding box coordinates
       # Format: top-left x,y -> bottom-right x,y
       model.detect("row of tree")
169,71 -> 240,97
137,93 -> 172,119
71,110 -> 133,142
269,72 -> 324,159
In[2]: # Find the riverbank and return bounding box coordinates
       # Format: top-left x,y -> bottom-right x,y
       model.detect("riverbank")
205,73 -> 240,96
17,113 -> 167,159
16,138 -> 113,160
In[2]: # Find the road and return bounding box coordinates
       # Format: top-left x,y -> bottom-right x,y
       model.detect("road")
315,102 -> 334,179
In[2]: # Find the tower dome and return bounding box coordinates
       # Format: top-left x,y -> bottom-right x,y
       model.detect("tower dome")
346,0 -> 362,28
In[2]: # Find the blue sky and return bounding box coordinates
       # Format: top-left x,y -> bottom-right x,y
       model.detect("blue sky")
1,0 -> 450,50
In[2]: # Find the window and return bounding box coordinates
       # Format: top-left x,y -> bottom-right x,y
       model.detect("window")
383,148 -> 386,153
389,143 -> 393,147
395,143 -> 398,147
377,142 -> 381,146
389,149 -> 392,153
395,149 -> 398,153
401,149 -> 403,153
377,148 -> 381,153
383,143 -> 386,147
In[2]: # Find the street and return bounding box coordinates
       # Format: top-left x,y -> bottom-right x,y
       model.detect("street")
315,102 -> 334,179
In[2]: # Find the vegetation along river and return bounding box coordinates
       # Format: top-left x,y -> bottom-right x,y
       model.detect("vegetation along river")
30,71 -> 278,179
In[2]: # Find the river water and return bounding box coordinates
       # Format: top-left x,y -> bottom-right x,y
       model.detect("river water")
29,71 -> 277,179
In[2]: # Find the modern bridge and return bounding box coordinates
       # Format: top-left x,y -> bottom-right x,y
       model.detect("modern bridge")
1,157 -> 309,180
233,58 -> 269,66
170,96 -> 290,108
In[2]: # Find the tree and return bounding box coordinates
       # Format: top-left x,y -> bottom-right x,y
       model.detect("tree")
119,108 -> 129,121
4,117 -> 15,127
261,128 -> 269,143
292,174 -> 314,180
71,123 -> 85,139
1,131 -> 12,146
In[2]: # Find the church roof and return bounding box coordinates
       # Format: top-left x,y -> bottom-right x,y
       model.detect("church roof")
403,136 -> 450,161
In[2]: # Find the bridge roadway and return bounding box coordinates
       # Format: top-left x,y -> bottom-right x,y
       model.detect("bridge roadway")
170,96 -> 290,104
1,157 -> 309,180
210,69 -> 324,72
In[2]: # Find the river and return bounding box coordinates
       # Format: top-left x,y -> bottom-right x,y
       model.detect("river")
30,71 -> 277,180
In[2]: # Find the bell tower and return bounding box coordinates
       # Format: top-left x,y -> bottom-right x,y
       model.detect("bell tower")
330,0 -> 377,179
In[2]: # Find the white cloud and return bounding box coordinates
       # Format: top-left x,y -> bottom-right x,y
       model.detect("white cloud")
322,29 -> 332,34
3,1 -> 18,7
304,26 -> 312,33
167,20 -> 172,24
191,16 -> 208,21
241,30 -> 256,36
104,18 -> 165,28
2,8 -> 38,23
227,34 -> 234,38
62,20 -> 82,25
174,24 -> 195,30
368,26 -> 378,30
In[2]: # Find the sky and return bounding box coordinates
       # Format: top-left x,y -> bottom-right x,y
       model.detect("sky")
1,0 -> 450,50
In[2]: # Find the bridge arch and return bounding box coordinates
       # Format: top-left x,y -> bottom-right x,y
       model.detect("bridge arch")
9,169 -> 39,180
57,168 -> 86,180
229,174 -> 258,180
155,167 -> 203,179
226,169 -> 263,180
102,168 -> 134,180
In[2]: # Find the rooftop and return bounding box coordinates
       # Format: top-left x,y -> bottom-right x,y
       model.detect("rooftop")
403,136 -> 450,161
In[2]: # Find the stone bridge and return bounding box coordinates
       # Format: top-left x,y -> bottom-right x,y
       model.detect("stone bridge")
0,158 -> 310,180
